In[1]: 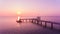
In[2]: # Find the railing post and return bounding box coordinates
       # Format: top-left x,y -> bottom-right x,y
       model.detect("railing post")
26,19 -> 27,22
29,19 -> 30,22
51,23 -> 53,29
40,21 -> 42,26
31,19 -> 34,23
36,20 -> 39,24
45,22 -> 47,27
23,20 -> 24,22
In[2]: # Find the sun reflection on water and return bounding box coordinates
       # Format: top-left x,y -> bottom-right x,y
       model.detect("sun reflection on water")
17,16 -> 20,21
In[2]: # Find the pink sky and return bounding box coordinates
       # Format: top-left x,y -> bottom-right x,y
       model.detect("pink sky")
0,0 -> 60,16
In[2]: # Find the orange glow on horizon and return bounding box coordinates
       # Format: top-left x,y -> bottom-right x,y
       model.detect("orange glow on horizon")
17,11 -> 21,15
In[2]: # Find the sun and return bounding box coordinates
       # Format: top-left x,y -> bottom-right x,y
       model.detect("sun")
17,11 -> 21,15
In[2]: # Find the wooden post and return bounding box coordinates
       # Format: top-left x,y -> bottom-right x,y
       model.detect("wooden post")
45,22 -> 47,27
51,23 -> 53,29
36,20 -> 38,24
29,19 -> 30,22
37,21 -> 39,24
26,19 -> 27,22
40,21 -> 42,26
32,20 -> 33,23
30,20 -> 31,22
23,20 -> 24,22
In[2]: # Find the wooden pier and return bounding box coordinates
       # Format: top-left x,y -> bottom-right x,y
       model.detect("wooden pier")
17,17 -> 60,30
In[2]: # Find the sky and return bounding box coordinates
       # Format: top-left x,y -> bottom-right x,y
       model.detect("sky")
0,0 -> 60,16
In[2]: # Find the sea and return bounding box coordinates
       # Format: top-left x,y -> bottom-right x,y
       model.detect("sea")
0,16 -> 60,34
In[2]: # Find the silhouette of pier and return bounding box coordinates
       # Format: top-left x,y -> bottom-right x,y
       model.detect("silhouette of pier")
17,17 -> 60,30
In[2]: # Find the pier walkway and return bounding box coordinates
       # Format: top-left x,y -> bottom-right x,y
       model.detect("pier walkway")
19,17 -> 60,30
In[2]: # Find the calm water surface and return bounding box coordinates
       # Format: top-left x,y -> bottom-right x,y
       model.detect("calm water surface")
0,16 -> 60,34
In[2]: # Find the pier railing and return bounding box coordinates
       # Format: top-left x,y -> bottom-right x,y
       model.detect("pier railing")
38,20 -> 60,29
19,18 -> 60,30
